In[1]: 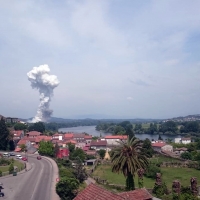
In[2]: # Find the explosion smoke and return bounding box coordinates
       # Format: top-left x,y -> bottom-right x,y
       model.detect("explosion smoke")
27,64 -> 60,122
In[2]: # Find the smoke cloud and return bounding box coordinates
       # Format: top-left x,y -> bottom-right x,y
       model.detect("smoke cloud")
27,64 -> 60,122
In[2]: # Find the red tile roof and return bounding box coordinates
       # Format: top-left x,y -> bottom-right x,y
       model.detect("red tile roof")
84,135 -> 92,139
14,147 -> 22,152
83,147 -> 89,151
17,139 -> 29,145
151,142 -> 166,147
35,136 -> 52,143
74,183 -> 124,200
64,133 -> 74,139
90,140 -> 107,146
105,135 -> 128,139
26,131 -> 42,136
11,130 -> 23,137
118,188 -> 153,200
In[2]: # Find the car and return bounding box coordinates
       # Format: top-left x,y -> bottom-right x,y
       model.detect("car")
37,156 -> 41,160
9,152 -> 15,156
16,155 -> 22,159
22,157 -> 27,161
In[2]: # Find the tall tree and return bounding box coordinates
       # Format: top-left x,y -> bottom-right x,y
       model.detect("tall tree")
56,177 -> 79,200
0,118 -> 9,150
111,137 -> 149,190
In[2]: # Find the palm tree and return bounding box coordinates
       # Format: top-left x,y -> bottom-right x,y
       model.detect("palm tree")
111,137 -> 149,190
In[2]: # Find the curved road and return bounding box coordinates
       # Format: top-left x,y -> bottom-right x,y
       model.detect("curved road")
0,155 -> 59,200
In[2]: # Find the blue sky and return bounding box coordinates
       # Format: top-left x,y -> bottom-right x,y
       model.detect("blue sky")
1,0 -> 200,119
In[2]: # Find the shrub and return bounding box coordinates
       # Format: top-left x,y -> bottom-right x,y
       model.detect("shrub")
0,158 -> 11,166
144,164 -> 161,179
9,163 -> 14,174
0,170 -> 2,177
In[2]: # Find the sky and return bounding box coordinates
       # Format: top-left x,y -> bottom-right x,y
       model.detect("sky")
1,0 -> 200,120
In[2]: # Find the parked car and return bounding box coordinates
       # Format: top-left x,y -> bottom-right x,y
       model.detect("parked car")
37,156 -> 41,160
16,155 -> 22,159
22,157 -> 27,161
9,152 -> 15,156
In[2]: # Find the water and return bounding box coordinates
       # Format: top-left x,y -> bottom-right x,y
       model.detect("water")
59,126 -> 180,141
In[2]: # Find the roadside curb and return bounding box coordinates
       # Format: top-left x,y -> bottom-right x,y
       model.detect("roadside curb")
42,156 -> 60,200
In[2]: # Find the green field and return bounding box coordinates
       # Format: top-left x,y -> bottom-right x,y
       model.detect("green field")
0,160 -> 24,173
92,164 -> 200,189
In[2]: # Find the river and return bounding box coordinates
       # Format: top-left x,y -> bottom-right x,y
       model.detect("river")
58,126 -> 181,141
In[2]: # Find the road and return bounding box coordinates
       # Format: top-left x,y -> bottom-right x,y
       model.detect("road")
0,155 -> 56,200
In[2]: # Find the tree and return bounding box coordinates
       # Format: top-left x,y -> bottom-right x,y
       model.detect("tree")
111,137 -> 149,190
98,149 -> 106,159
54,142 -> 60,157
142,138 -> 154,157
28,122 -> 45,133
69,148 -> 86,162
56,177 -> 79,200
119,121 -> 134,139
38,141 -> 54,157
14,123 -> 27,131
68,143 -> 75,153
181,152 -> 192,160
0,118 -> 9,150
20,144 -> 26,152
73,157 -> 87,183
159,121 -> 178,133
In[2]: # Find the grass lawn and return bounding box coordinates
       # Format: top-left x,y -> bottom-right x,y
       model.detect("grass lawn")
93,164 -> 200,189
0,160 -> 24,172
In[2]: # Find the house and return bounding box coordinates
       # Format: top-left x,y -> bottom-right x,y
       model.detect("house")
35,135 -> 52,144
104,135 -> 128,146
26,131 -> 42,138
52,133 -> 63,141
56,147 -> 69,159
15,139 -> 32,152
90,140 -> 107,150
64,133 -> 74,140
5,117 -> 19,123
174,147 -> 188,155
73,133 -> 86,143
85,150 -> 97,157
181,138 -> 191,144
11,130 -> 24,140
151,141 -> 166,152
161,144 -> 173,152
74,183 -> 153,200
84,135 -> 92,144
174,138 -> 182,143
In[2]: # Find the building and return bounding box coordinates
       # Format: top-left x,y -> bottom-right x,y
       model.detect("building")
26,131 -> 42,138
104,135 -> 128,145
73,133 -> 86,143
161,144 -> 173,152
151,141 -> 166,152
52,133 -> 63,141
174,138 -> 182,143
181,138 -> 191,144
56,147 -> 69,159
74,183 -> 153,200
90,140 -> 107,150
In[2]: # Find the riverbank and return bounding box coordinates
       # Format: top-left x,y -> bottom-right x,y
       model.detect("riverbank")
58,126 -> 181,141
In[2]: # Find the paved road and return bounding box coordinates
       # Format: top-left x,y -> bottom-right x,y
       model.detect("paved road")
0,155 -> 55,200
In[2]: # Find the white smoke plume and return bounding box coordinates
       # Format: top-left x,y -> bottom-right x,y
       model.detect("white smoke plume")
27,64 -> 60,122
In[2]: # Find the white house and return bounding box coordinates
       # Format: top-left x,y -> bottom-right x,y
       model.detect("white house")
181,138 -> 191,144
174,138 -> 182,144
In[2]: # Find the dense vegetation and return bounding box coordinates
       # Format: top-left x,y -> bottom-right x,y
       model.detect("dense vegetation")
96,120 -> 200,137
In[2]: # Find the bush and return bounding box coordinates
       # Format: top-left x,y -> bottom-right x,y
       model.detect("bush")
144,164 -> 161,179
59,168 -> 75,179
0,170 -> 2,177
9,163 -> 14,174
0,158 -> 11,166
